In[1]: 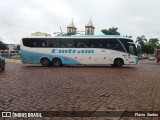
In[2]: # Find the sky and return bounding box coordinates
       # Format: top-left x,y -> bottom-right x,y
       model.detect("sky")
0,0 -> 160,44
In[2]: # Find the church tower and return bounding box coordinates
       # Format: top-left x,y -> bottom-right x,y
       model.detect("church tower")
67,20 -> 77,35
85,20 -> 95,35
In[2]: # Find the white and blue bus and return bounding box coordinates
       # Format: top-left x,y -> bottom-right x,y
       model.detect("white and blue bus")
20,35 -> 138,67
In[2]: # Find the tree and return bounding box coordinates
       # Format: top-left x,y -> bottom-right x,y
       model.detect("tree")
143,43 -> 154,55
136,35 -> 147,53
101,27 -> 120,35
67,32 -> 76,36
149,38 -> 159,50
17,45 -> 20,50
0,41 -> 7,50
125,35 -> 132,38
136,35 -> 147,46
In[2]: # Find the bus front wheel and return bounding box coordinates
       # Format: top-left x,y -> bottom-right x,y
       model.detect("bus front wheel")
114,59 -> 123,67
1,64 -> 5,70
41,58 -> 51,67
52,58 -> 62,67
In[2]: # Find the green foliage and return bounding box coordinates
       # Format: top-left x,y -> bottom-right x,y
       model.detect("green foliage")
101,27 -> 120,35
143,43 -> 154,54
136,48 -> 141,55
17,45 -> 20,50
125,35 -> 132,38
149,38 -> 159,49
0,41 -> 7,50
136,36 -> 159,55
136,35 -> 147,47
67,32 -> 76,36
100,27 -> 159,55
3,56 -> 20,60
136,35 -> 147,53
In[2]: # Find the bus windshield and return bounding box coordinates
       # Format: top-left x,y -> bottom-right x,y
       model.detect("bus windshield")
119,39 -> 137,55
129,44 -> 137,55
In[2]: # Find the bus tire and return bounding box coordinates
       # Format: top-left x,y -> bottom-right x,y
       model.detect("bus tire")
41,58 -> 51,67
114,59 -> 123,67
1,64 -> 5,71
111,64 -> 115,67
52,58 -> 62,67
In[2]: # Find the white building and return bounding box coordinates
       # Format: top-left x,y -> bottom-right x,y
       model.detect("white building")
85,20 -> 95,35
7,44 -> 18,51
67,21 -> 77,34
67,20 -> 95,35
31,32 -> 51,37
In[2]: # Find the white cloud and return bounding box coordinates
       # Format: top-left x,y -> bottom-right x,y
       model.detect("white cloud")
39,0 -> 71,17
0,0 -> 160,44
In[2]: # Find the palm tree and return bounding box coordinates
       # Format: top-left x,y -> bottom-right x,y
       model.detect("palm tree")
136,35 -> 147,54
149,38 -> 159,50
136,35 -> 147,47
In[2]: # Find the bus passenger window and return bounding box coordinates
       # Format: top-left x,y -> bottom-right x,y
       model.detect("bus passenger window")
46,39 -> 60,47
77,43 -> 84,47
61,45 -> 66,47
42,42 -> 46,47
107,44 -> 111,48
91,45 -> 94,48
34,42 -> 36,46
114,44 -> 120,50
84,44 -> 87,47
66,43 -> 72,47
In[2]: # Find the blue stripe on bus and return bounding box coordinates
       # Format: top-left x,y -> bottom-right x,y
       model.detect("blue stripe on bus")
20,50 -> 81,65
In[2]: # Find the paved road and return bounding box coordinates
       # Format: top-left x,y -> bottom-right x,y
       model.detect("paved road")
0,60 -> 160,120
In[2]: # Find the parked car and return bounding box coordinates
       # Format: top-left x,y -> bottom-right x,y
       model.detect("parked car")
138,54 -> 148,60
0,56 -> 5,71
149,56 -> 156,60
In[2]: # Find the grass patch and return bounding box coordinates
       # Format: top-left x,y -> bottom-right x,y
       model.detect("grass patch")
4,56 -> 21,60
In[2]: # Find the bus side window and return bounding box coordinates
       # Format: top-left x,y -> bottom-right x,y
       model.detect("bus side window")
46,41 -> 51,47
61,45 -> 65,47
91,45 -> 94,48
113,43 -> 120,50
88,39 -> 99,48
66,40 -> 74,47
77,43 -> 84,47
34,42 -> 36,47
60,39 -> 74,48
34,41 -> 41,47
34,39 -> 44,47
99,44 -> 102,48
106,43 -> 111,48
46,39 -> 60,47
42,42 -> 46,47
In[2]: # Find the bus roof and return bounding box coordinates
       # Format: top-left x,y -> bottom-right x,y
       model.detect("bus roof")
24,35 -> 132,39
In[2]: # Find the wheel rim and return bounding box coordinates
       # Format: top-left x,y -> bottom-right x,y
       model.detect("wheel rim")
53,59 -> 61,66
43,60 -> 48,65
115,59 -> 122,67
41,59 -> 50,67
55,61 -> 60,66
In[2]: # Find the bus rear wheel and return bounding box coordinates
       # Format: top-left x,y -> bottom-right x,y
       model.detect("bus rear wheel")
41,58 -> 51,67
114,59 -> 123,67
52,58 -> 62,67
1,64 -> 5,70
